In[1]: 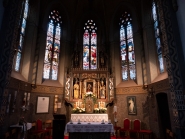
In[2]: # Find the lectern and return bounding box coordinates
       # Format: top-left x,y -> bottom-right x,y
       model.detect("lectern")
53,114 -> 66,139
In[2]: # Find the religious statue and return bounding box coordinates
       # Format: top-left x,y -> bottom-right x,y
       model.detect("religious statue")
74,81 -> 79,99
100,80 -> 106,99
87,83 -> 92,92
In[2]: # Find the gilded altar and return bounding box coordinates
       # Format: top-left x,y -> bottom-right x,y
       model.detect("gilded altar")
64,70 -> 115,114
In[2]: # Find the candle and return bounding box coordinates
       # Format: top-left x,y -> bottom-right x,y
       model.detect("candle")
99,102 -> 100,108
114,106 -> 117,113
76,102 -> 77,106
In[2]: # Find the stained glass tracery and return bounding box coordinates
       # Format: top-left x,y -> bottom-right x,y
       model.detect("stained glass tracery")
83,20 -> 97,70
14,0 -> 29,71
120,12 -> 136,81
152,1 -> 164,73
43,10 -> 62,80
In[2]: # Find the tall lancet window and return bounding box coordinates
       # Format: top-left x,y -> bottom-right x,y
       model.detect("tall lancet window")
43,10 -> 62,80
14,0 -> 29,71
152,1 -> 164,73
83,20 -> 97,70
119,12 -> 136,81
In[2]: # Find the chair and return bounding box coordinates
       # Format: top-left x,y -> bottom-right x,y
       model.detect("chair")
129,119 -> 141,138
30,119 -> 47,138
120,118 -> 131,137
44,120 -> 53,137
44,120 -> 53,130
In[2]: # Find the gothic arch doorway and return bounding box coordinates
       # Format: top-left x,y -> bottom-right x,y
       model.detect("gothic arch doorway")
156,93 -> 171,138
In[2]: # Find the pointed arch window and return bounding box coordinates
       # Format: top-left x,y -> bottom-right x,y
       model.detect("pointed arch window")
14,0 -> 29,71
83,20 -> 97,70
152,1 -> 164,73
119,12 -> 136,81
43,10 -> 62,80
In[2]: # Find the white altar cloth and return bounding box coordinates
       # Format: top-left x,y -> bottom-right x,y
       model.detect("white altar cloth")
64,122 -> 114,134
71,114 -> 108,122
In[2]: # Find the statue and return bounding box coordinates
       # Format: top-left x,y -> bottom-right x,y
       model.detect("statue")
74,81 -> 79,99
100,80 -> 106,99
87,83 -> 92,92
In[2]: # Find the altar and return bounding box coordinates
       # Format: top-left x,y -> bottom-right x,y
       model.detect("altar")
64,122 -> 114,139
71,114 -> 108,122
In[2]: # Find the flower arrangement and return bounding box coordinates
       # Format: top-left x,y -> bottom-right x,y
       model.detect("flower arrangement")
72,107 -> 86,113
99,107 -> 107,113
83,92 -> 97,104
94,108 -> 99,113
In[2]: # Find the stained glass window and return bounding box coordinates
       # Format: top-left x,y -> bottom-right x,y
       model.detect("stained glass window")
43,10 -> 62,80
14,0 -> 29,71
119,12 -> 136,81
152,1 -> 164,73
83,20 -> 97,70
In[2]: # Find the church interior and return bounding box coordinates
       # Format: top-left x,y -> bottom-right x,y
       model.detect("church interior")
0,0 -> 185,138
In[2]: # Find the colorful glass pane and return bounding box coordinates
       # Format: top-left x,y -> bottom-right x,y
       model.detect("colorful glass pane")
24,2 -> 28,19
83,31 -> 90,69
83,45 -> 89,69
43,63 -> 51,79
51,65 -> 58,80
90,32 -> 97,69
15,52 -> 21,71
122,66 -> 128,80
120,27 -> 126,41
21,18 -> 26,35
121,41 -> 127,66
43,10 -> 61,80
91,45 -> 97,69
83,31 -> 89,45
129,65 -> 136,80
14,0 -> 29,72
120,12 -> 136,80
153,1 -> 164,73
127,24 -> 133,39
83,20 -> 97,70
158,54 -> 164,73
47,22 -> 54,37
19,35 -> 23,51
152,2 -> 157,21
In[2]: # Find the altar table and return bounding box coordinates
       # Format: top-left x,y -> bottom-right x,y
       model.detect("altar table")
64,122 -> 114,139
71,114 -> 108,122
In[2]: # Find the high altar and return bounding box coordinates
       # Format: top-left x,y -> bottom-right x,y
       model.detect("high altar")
64,52 -> 115,118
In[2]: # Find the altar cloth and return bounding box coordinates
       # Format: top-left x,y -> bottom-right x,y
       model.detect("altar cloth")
64,122 -> 114,134
71,114 -> 108,122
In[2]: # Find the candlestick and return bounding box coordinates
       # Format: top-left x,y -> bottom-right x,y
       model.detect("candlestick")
114,106 -> 117,113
